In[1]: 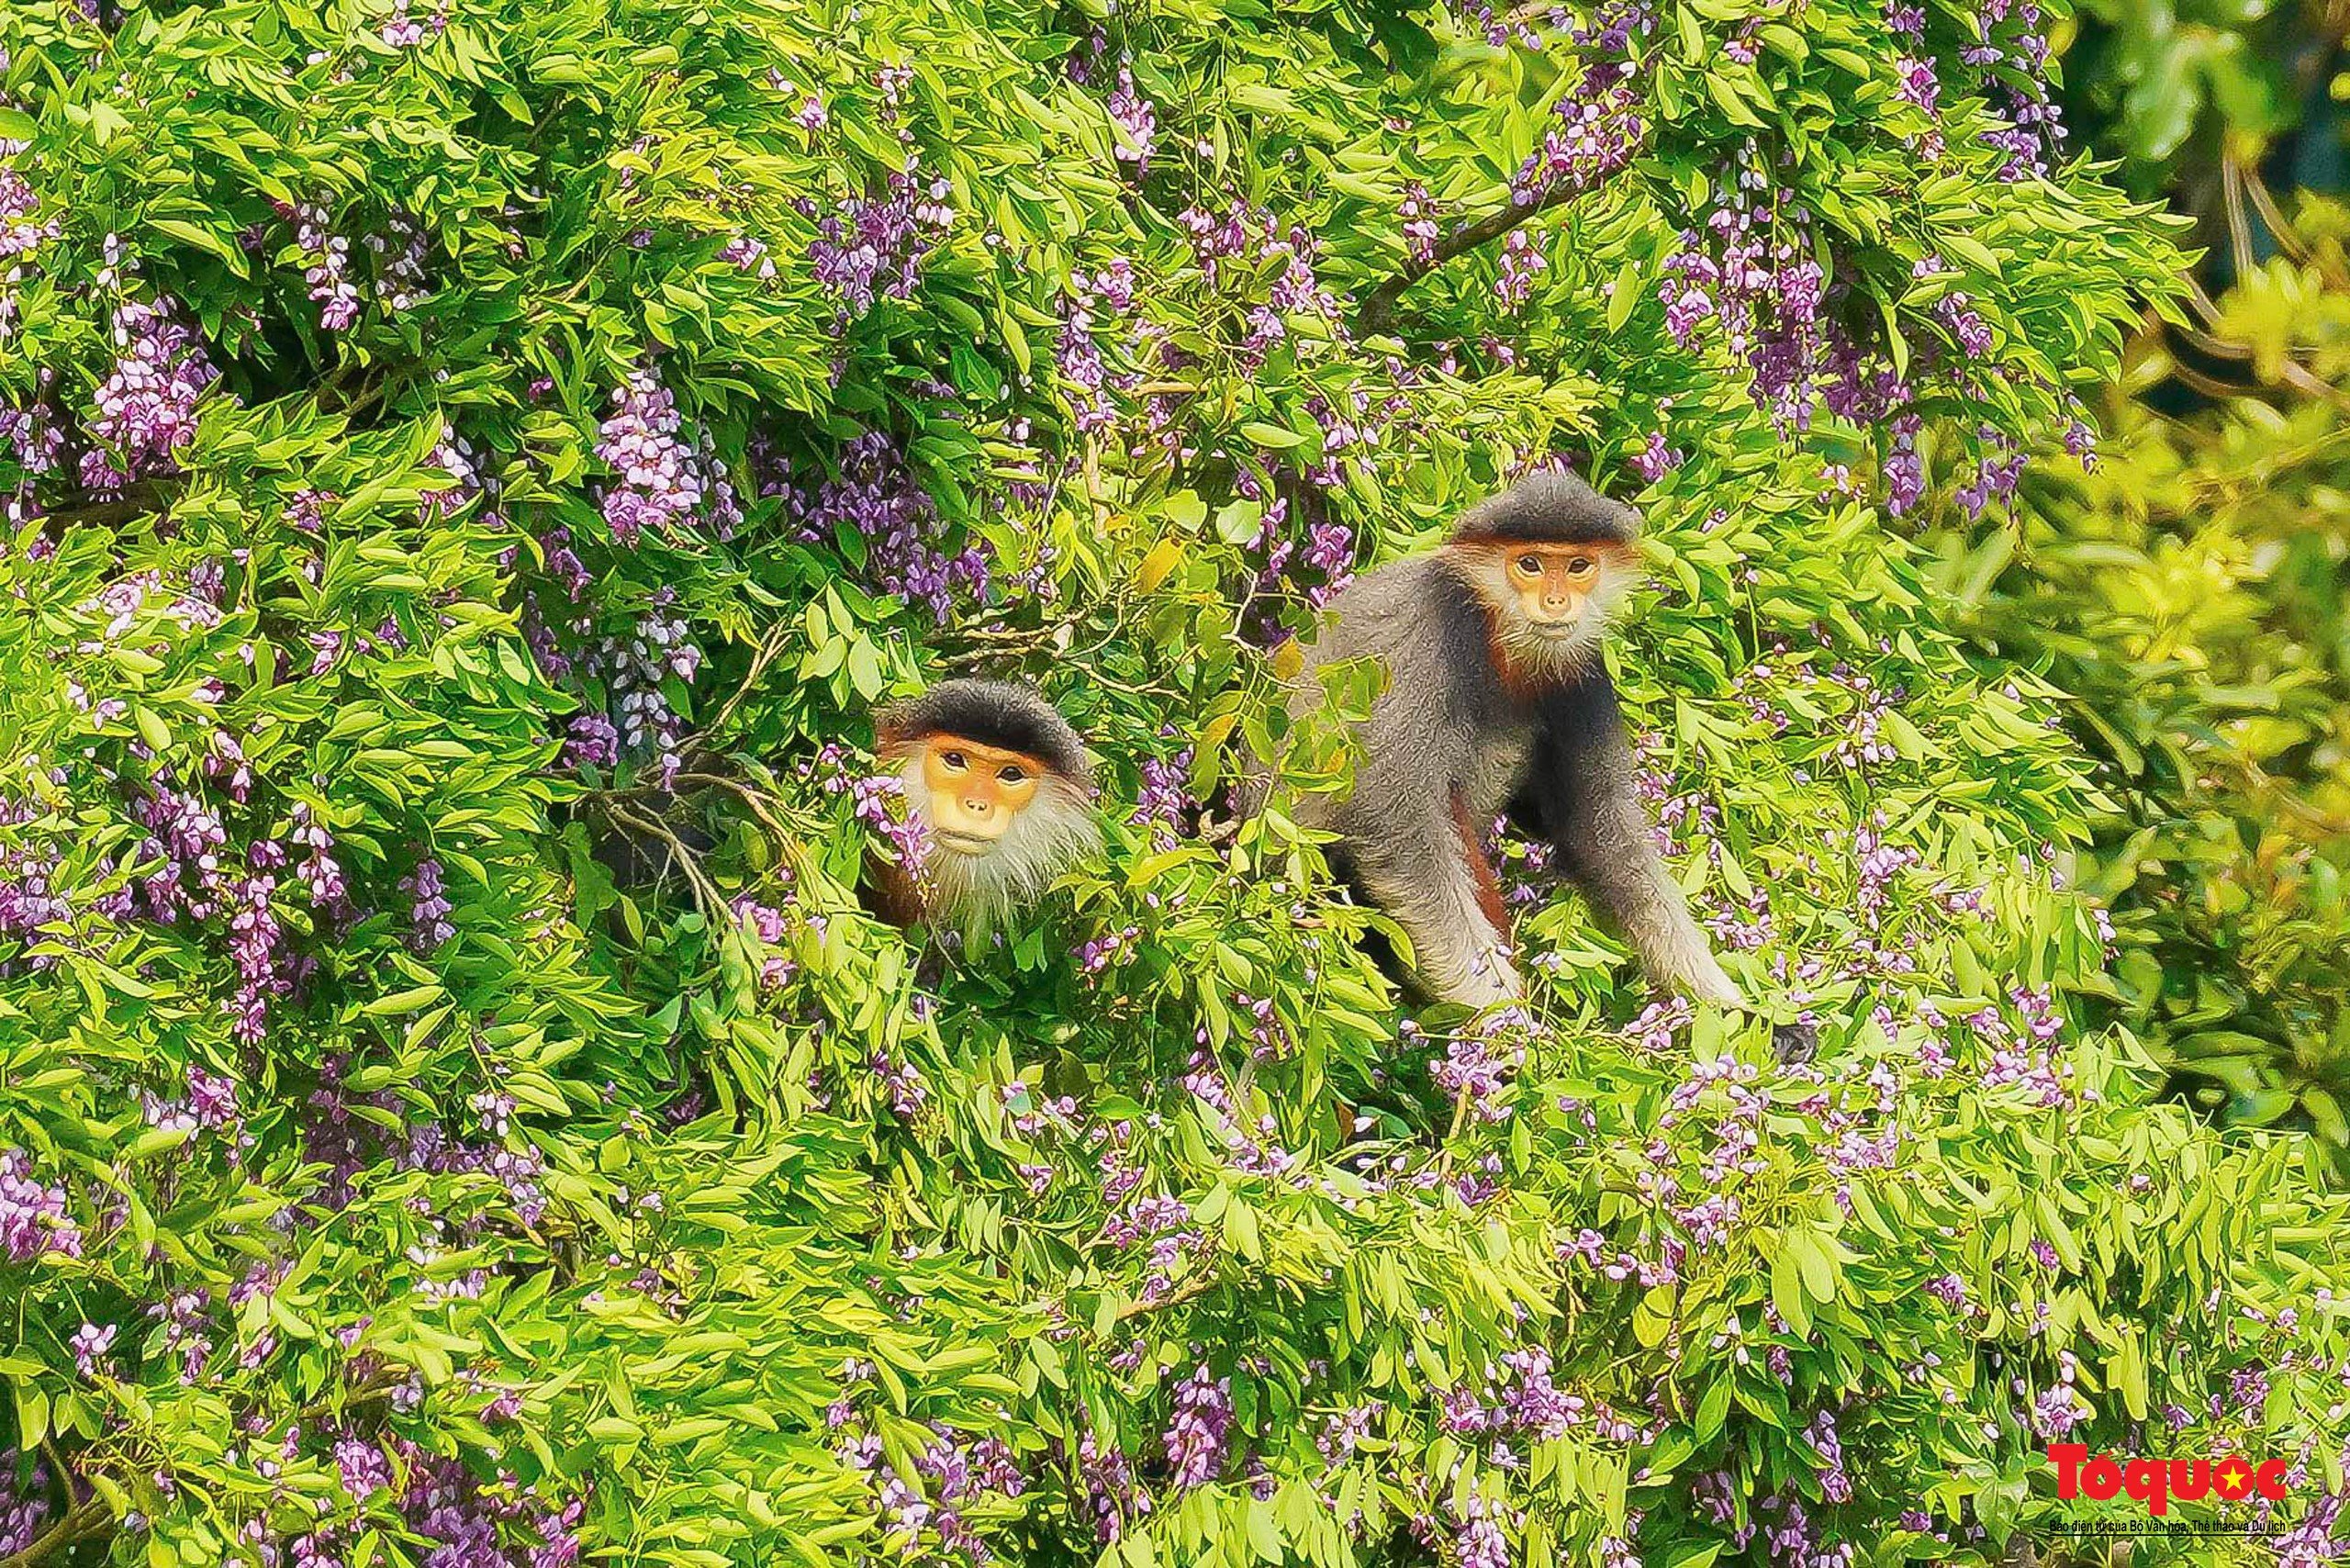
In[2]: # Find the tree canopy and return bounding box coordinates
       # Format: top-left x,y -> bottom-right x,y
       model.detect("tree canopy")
0,1 -> 2344,1565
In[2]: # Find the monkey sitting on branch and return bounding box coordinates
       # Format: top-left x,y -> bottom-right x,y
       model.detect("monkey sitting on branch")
868,678 -> 1103,942
1273,470 -> 1745,1013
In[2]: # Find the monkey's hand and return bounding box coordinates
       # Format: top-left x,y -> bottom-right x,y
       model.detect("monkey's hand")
1444,943 -> 1525,1010
1681,951 -> 1746,1010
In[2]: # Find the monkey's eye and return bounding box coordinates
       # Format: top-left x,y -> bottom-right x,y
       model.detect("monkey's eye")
1566,555 -> 1595,577
997,765 -> 1027,784
1515,554 -> 1544,576
939,750 -> 968,771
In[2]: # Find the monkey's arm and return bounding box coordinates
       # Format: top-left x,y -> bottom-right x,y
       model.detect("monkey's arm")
1517,672 -> 1744,1008
1354,830 -> 1522,1008
1344,775 -> 1523,1011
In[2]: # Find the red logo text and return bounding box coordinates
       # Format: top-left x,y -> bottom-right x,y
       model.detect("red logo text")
2048,1443 -> 2290,1517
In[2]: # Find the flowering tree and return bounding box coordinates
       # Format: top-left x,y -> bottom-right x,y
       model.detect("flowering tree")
0,2 -> 2345,1567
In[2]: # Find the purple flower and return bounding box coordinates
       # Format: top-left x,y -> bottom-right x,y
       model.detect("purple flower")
1494,228 -> 1547,311
377,2 -> 445,46
1431,1031 -> 1522,1123
1450,1495 -> 1511,1568
68,1321 -> 117,1377
1105,68 -> 1157,173
403,857 -> 453,950
335,1436 -> 394,1500
1884,414 -> 1923,515
1164,1361 -> 1233,1490
1806,1409 -> 1854,1504
0,1151 -> 81,1261
289,202 -> 362,330
1130,745 -> 1193,846
595,367 -> 742,544
1078,1423 -> 1151,1542
563,712 -> 621,771
1508,27 -> 1648,208
731,895 -> 797,990
1629,429 -> 1683,481
1895,56 -> 1939,115
719,232 -> 777,279
871,1048 -> 928,1119
83,294 -> 219,489
789,431 -> 989,622
0,164 -> 61,261
807,162 -> 951,318
572,595 -> 701,786
1400,184 -> 1439,264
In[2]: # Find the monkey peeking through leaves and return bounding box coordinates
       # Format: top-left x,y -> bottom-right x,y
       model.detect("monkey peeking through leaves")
1270,469 -> 1746,1013
868,678 -> 1103,942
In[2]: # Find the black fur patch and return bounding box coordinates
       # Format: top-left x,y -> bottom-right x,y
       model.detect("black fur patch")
1450,469 -> 1641,548
876,678 -> 1092,785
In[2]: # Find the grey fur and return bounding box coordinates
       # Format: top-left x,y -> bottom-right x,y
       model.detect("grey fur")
1284,552 -> 1531,1006
1273,483 -> 1741,1010
1449,466 -> 1642,547
1523,674 -> 1742,1005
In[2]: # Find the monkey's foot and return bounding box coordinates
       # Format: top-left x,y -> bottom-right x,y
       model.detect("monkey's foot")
1771,1018 -> 1821,1064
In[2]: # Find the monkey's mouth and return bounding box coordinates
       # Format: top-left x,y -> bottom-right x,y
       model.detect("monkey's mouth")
933,830 -> 1002,856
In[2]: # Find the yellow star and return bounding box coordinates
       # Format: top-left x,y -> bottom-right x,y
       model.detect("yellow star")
2219,1461 -> 2251,1494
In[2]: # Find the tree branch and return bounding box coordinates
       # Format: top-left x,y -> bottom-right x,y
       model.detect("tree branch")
1109,1271 -> 1216,1326
1,1495 -> 110,1568
1356,181 -> 1580,337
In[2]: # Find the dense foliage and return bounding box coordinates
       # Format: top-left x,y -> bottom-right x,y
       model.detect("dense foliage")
1,2 -> 2346,1567
1946,187 -> 2350,1167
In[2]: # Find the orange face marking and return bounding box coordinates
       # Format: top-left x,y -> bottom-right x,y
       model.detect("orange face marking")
920,735 -> 1046,850
1491,542 -> 1634,627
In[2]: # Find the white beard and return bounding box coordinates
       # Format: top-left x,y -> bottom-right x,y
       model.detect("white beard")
897,759 -> 1102,939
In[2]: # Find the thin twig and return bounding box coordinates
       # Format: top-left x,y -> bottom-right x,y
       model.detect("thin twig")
605,803 -> 725,917
2175,324 -> 2254,363
2168,323 -> 2350,410
2181,274 -> 2225,329
1357,181 -> 1584,336
2238,166 -> 2309,264
1108,1271 -> 1217,1326
693,625 -> 795,747
674,770 -> 798,843
2271,357 -> 2350,416
2165,361 -> 2262,405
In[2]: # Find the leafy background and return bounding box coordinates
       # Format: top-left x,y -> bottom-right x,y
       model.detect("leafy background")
0,3 -> 2344,1568
1945,0 -> 2350,1170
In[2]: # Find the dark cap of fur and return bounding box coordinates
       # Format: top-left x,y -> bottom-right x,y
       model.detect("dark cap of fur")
1449,469 -> 1642,547
876,678 -> 1092,786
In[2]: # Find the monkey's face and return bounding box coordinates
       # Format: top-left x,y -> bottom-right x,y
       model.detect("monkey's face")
890,729 -> 1103,935
1498,544 -> 1622,632
1457,541 -> 1640,672
918,736 -> 1045,855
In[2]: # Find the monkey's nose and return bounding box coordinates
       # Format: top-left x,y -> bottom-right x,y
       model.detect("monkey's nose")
963,797 -> 992,816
